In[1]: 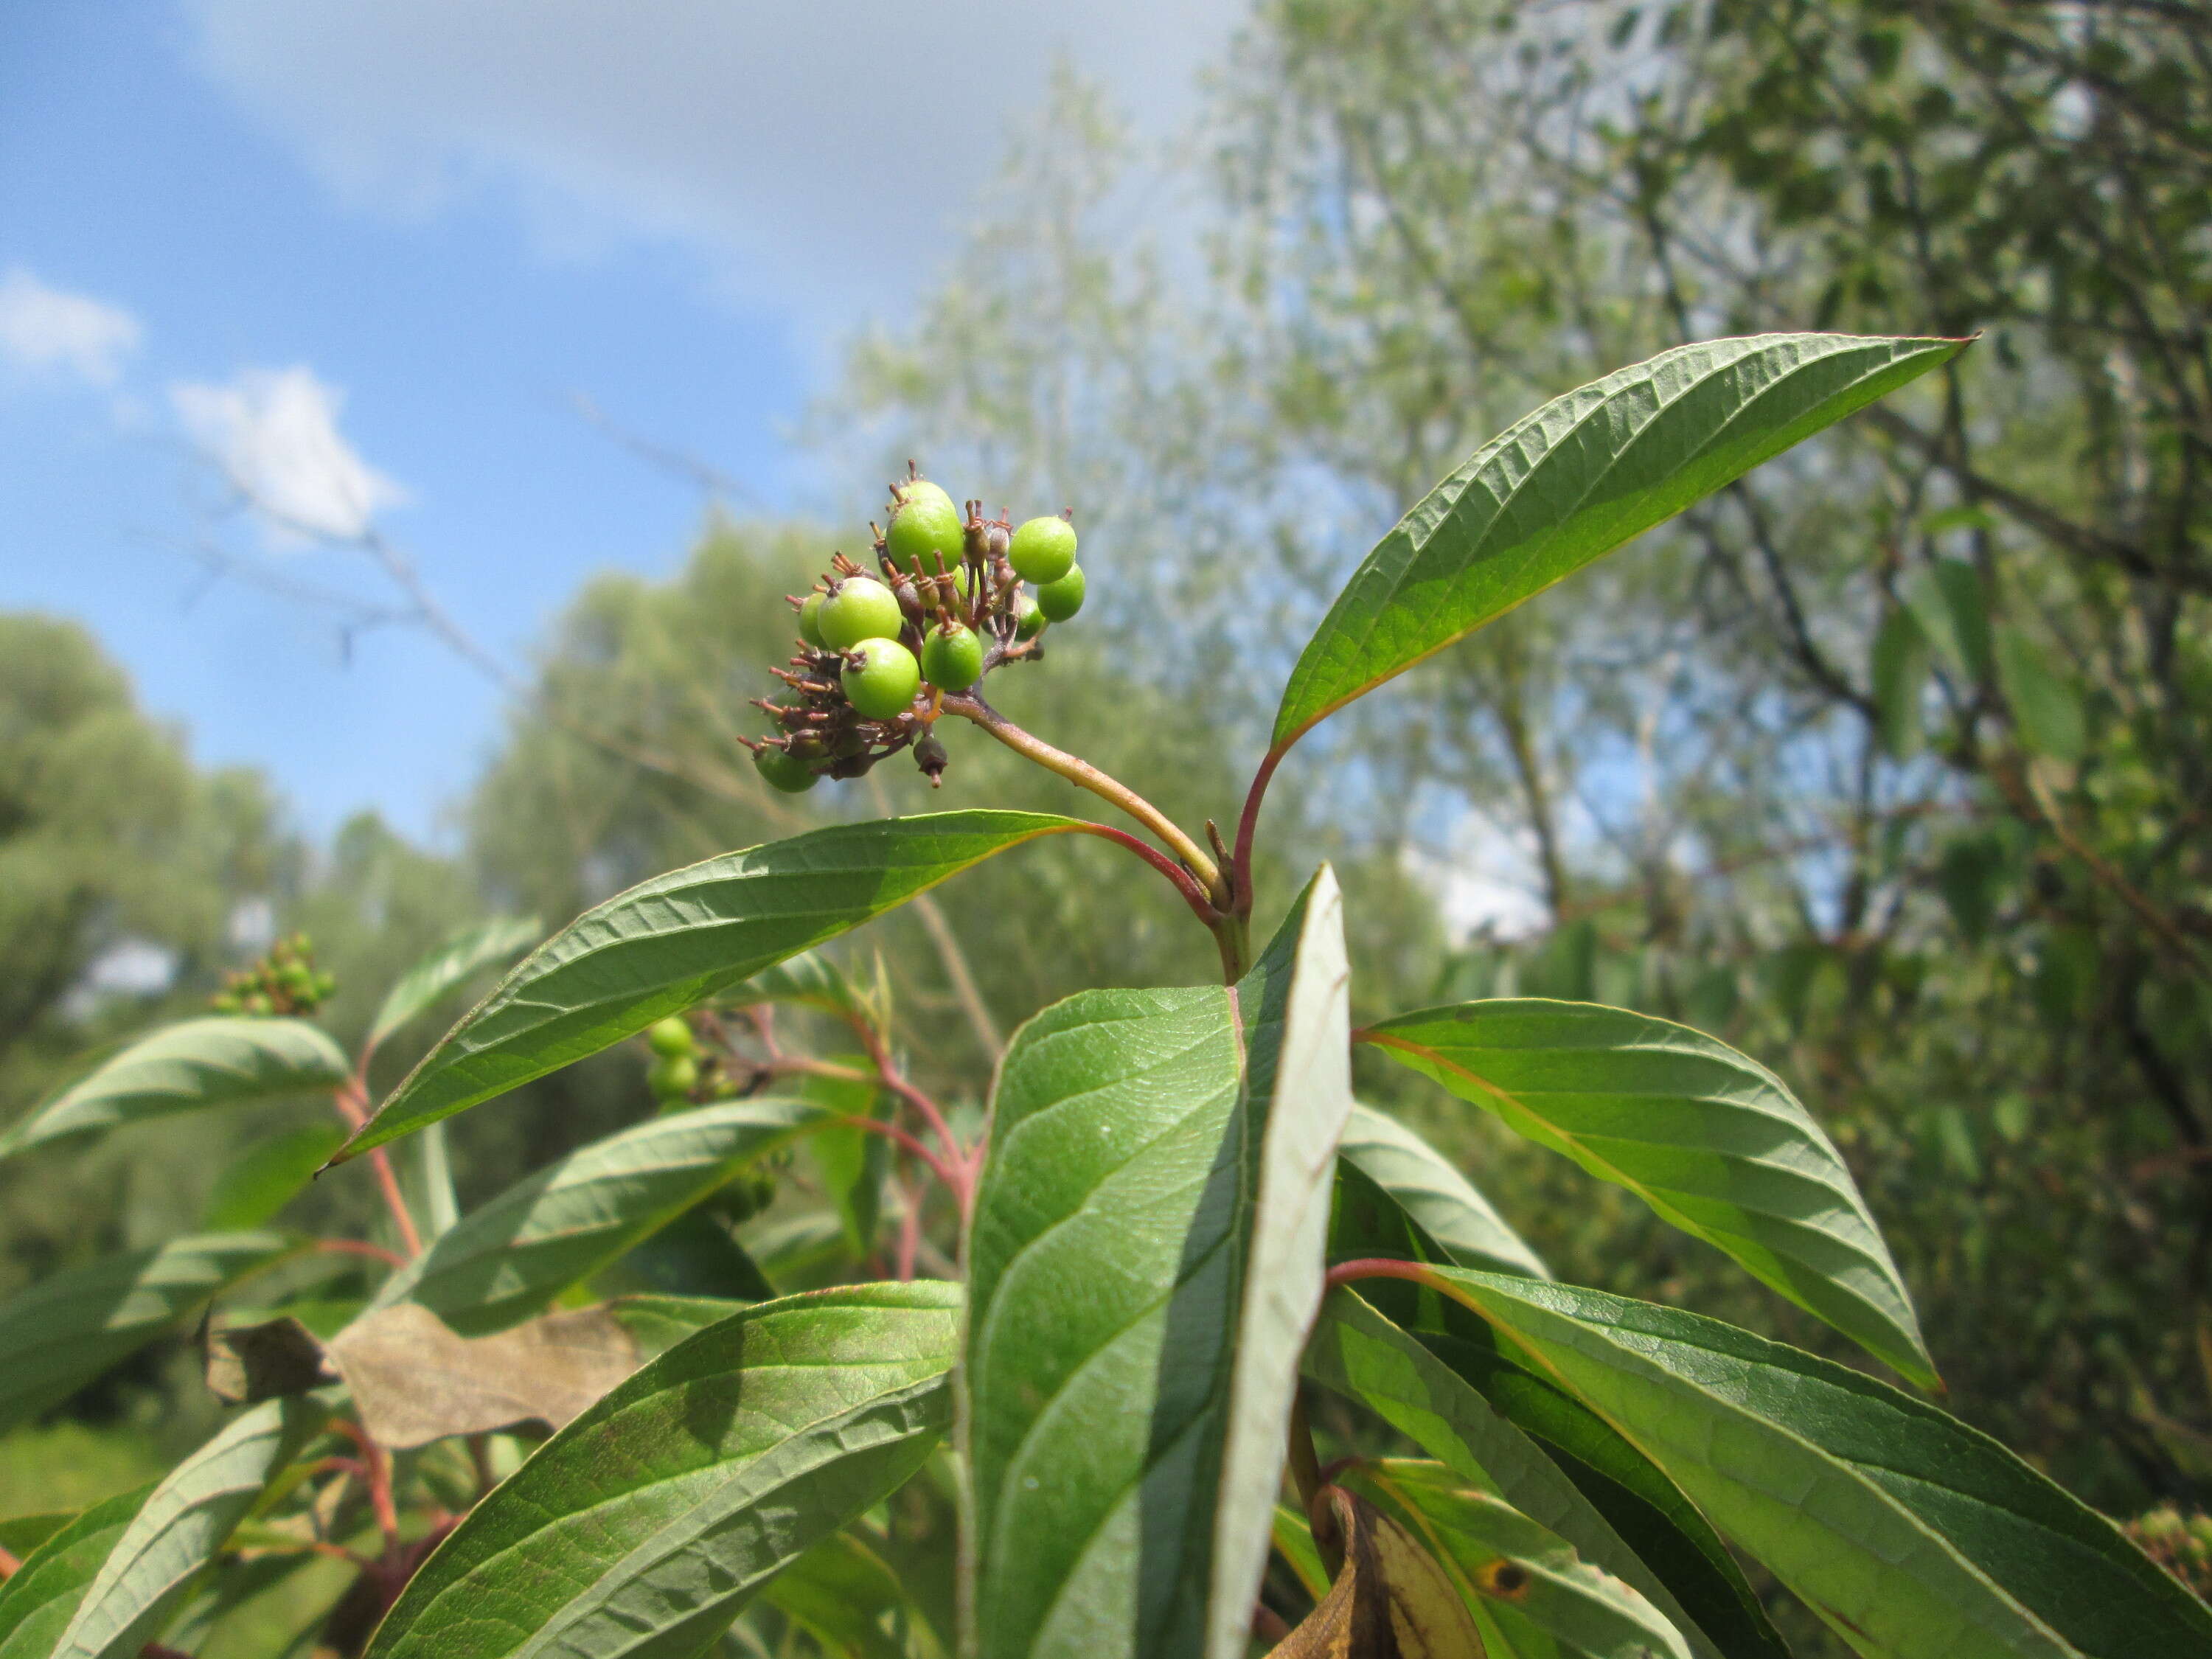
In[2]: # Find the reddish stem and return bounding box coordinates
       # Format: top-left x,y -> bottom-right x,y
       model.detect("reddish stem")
330,1418 -> 402,1554
332,1079 -> 423,1258
895,1177 -> 922,1283
1231,746 -> 1287,921
840,1115 -> 959,1194
1068,822 -> 1220,922
1323,1257 -> 1444,1295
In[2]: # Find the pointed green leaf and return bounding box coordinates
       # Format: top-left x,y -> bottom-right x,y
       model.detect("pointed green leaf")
962,871 -> 1354,1659
0,1489 -> 151,1659
368,914 -> 543,1050
1994,626 -> 2087,765
761,1530 -> 908,1659
342,810 -> 1088,1159
366,1283 -> 961,1659
0,1232 -> 300,1433
1270,333 -> 1967,751
1422,1270 -> 2212,1659
366,1096 -> 821,1334
1307,1290 -> 1787,1659
1363,998 -> 1932,1385
52,1395 -> 328,1659
604,1293 -> 754,1357
1351,1459 -> 1694,1659
0,1019 -> 347,1162
1339,1103 -> 1548,1279
201,1121 -> 348,1231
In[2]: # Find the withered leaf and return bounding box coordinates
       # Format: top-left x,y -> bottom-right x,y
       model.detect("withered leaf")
205,1315 -> 336,1404
1272,1487 -> 1486,1658
326,1303 -> 638,1449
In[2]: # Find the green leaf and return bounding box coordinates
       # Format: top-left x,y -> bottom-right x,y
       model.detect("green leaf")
719,950 -> 880,1029
604,1293 -> 753,1357
760,1530 -> 908,1659
201,1121 -> 348,1231
1363,998 -> 1933,1386
1307,1290 -> 1786,1659
599,1208 -> 777,1303
0,1489 -> 151,1659
1904,558 -> 1992,685
1350,1459 -> 1693,1659
1871,606 -> 1931,759
367,1096 -> 820,1334
343,810 -> 1088,1160
52,1394 -> 327,1659
366,1283 -> 961,1659
962,870 -> 1355,1659
0,1516 -> 70,1562
367,914 -> 543,1051
1270,333 -> 1966,751
1994,625 -> 2087,765
1338,1102 -> 1549,1279
1421,1270 -> 2212,1659
0,1018 -> 348,1163
801,1067 -> 890,1261
0,1232 -> 300,1433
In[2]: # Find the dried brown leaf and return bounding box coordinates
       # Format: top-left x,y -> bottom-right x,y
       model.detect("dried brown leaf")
1270,1487 -> 1486,1658
326,1303 -> 638,1449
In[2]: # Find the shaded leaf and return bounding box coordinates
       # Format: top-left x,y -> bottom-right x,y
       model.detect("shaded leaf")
1307,1290 -> 1784,1659
367,914 -> 542,1051
1352,1460 -> 1692,1659
0,1232 -> 299,1433
599,1208 -> 777,1304
0,1489 -> 151,1659
1270,1486 -> 1486,1657
368,1096 -> 818,1333
1904,558 -> 1992,685
53,1395 -> 327,1659
718,950 -> 877,1028
343,811 -> 1090,1159
1363,999 -> 1932,1385
1994,625 -> 2087,765
366,1283 -> 961,1659
801,1067 -> 890,1261
962,872 -> 1354,1659
761,1530 -> 908,1659
326,1304 -> 638,1449
1339,1103 -> 1548,1279
1871,607 -> 1930,759
1274,1503 -> 1332,1601
204,1315 -> 334,1405
200,1121 -> 347,1232
1270,333 -> 1966,752
0,1019 -> 347,1162
1422,1270 -> 2212,1658
603,1293 -> 754,1358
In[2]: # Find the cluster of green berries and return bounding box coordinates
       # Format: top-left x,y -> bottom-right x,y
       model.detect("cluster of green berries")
645,1015 -> 708,1104
748,466 -> 1088,793
2127,1508 -> 2212,1599
210,933 -> 335,1017
640,1014 -> 784,1215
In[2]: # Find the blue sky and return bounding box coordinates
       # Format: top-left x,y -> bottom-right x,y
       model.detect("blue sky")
0,0 -> 1240,844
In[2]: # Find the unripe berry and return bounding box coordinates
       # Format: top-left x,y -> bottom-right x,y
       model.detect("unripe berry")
1009,515 -> 1077,583
753,745 -> 819,793
797,592 -> 826,647
842,637 -> 922,719
894,478 -> 958,516
818,576 -> 903,648
886,487 -> 964,571
921,622 -> 984,691
1037,563 -> 1085,621
647,1016 -> 695,1058
648,1054 -> 698,1099
1014,590 -> 1048,639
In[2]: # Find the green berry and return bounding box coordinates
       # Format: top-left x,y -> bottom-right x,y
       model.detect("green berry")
921,622 -> 984,691
648,1054 -> 698,1099
895,478 -> 958,515
1009,515 -> 1077,582
886,488 -> 965,571
753,745 -> 819,793
1014,590 -> 1048,639
843,637 -> 922,720
1036,563 -> 1085,621
647,1016 -> 695,1058
818,577 -> 903,648
797,592 -> 826,647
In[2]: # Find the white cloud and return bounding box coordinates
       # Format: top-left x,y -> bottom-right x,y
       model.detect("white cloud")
0,268 -> 143,385
1403,827 -> 1551,945
184,0 -> 1245,330
171,365 -> 406,543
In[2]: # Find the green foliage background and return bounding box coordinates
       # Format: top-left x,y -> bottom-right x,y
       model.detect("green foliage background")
4,0 -> 2207,1613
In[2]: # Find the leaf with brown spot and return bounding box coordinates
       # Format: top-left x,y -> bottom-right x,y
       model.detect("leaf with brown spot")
1270,1488 -> 1487,1658
325,1303 -> 637,1448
